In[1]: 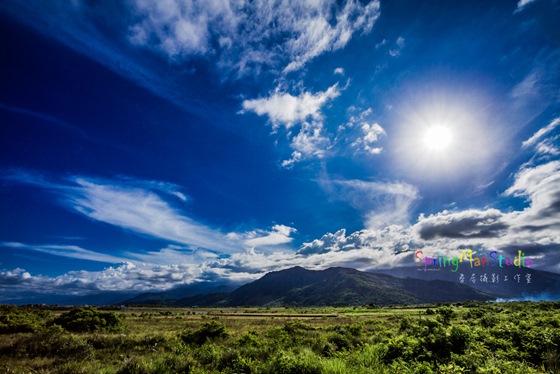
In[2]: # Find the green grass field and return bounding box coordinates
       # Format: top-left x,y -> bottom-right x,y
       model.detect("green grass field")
1,302 -> 559,373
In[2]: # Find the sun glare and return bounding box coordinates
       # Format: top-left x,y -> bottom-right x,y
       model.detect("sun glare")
423,126 -> 452,151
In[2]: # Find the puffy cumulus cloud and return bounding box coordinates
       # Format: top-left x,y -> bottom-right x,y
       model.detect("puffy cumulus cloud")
242,84 -> 340,167
504,160 -> 560,227
212,227 -> 419,273
414,209 -> 509,240
127,0 -> 381,75
338,108 -> 386,156
0,262 -> 200,296
241,84 -> 340,129
297,225 -> 422,257
351,122 -> 386,155
334,67 -> 345,76
289,122 -> 331,158
408,160 -> 560,270
303,158 -> 560,272
0,268 -> 32,284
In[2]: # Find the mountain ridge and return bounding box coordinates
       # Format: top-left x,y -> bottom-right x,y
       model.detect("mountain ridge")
164,266 -> 493,307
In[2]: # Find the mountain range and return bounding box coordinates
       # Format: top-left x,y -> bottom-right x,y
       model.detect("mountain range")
124,266 -> 495,307
6,265 -> 559,306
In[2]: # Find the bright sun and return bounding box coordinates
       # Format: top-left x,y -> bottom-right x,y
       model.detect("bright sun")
423,126 -> 453,151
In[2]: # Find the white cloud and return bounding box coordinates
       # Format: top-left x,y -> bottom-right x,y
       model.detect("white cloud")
127,0 -> 381,75
338,108 -> 385,155
511,70 -> 542,100
389,36 -> 405,57
504,160 -> 560,227
242,84 -> 340,166
334,67 -> 345,75
414,209 -> 508,240
319,178 -> 419,229
522,117 -> 560,150
241,84 -> 340,129
351,122 -> 386,155
243,224 -> 297,248
281,151 -> 303,169
289,122 -> 331,158
69,178 -> 236,252
515,0 -> 539,12
375,39 -> 387,49
3,156 -> 560,296
1,242 -> 127,264
3,144 -> 560,296
4,172 -> 239,253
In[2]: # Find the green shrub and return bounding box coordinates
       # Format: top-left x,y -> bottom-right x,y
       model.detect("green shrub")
8,328 -> 94,359
51,306 -> 123,332
0,305 -> 51,334
436,306 -> 455,326
270,351 -> 322,374
237,330 -> 262,348
181,320 -> 229,345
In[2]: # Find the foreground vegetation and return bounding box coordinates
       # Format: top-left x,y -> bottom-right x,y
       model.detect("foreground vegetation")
1,302 -> 559,373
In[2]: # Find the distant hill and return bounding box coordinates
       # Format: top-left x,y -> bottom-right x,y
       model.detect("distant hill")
172,266 -> 493,307
123,283 -> 237,305
0,291 -> 140,306
374,264 -> 560,299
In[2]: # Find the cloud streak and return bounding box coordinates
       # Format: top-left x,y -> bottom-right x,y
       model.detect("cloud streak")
319,178 -> 419,229
3,171 -> 237,253
1,242 -> 127,264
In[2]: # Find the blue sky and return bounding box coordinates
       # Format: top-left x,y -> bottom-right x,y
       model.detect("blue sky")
1,0 -> 559,299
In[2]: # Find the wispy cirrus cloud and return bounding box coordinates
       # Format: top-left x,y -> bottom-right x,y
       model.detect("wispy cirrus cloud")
3,171 -> 237,253
3,170 -> 302,256
1,242 -> 127,264
319,177 -> 419,229
123,0 -> 381,75
522,117 -> 560,156
515,0 -> 540,12
3,0 -> 380,77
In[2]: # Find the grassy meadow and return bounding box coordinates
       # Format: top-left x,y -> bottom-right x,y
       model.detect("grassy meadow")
1,302 -> 560,373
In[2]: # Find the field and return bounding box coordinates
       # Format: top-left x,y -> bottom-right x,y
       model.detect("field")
1,302 -> 560,373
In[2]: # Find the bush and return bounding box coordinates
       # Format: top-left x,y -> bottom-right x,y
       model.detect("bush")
181,320 -> 229,345
0,305 -> 51,334
436,306 -> 455,326
7,328 -> 94,359
51,306 -> 123,332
